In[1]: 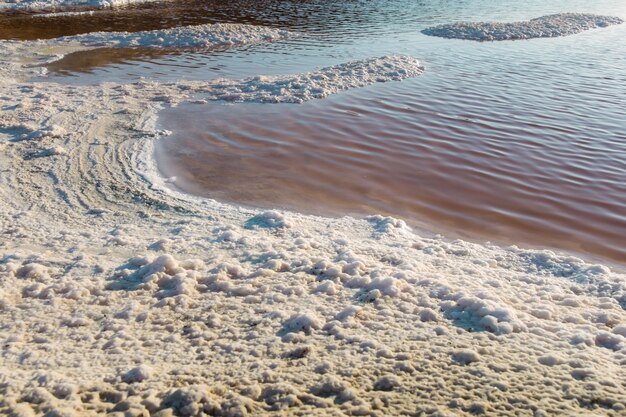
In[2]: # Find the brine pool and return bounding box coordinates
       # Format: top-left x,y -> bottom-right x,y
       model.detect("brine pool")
2,0 -> 625,265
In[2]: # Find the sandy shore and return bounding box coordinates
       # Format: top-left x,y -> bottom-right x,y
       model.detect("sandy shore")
0,11 -> 625,417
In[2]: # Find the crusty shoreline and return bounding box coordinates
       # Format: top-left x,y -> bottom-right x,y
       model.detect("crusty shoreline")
0,16 -> 625,417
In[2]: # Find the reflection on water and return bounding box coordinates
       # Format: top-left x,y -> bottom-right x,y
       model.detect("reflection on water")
42,47 -> 172,75
3,0 -> 626,266
4,0 -> 625,83
155,0 -> 626,266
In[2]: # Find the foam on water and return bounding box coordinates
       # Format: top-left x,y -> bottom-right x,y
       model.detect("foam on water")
422,13 -> 623,41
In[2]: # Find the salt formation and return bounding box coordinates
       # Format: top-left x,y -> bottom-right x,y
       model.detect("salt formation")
0,0 -> 161,10
0,8 -> 625,417
1,73 -> 624,415
32,10 -> 98,18
55,23 -> 290,49
422,13 -> 623,41
189,55 -> 424,103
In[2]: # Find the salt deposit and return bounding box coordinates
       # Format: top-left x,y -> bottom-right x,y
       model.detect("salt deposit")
32,10 -> 98,17
0,23 -> 291,84
54,23 -> 290,49
185,55 -> 424,103
0,9 -> 625,417
422,13 -> 623,41
0,0 -> 162,10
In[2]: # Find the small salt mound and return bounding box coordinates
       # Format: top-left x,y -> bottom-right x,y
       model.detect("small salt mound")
56,23 -> 290,49
367,215 -> 412,236
451,349 -> 480,365
422,13 -> 623,41
281,312 -> 323,335
122,365 -> 152,383
245,210 -> 290,229
441,296 -> 525,335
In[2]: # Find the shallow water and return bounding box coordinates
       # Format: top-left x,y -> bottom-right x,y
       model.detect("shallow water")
3,0 -> 626,265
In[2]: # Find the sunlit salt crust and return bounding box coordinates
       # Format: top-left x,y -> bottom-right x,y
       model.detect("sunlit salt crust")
31,10 -> 97,17
53,22 -> 290,49
189,55 -> 424,103
0,0 -> 163,10
422,13 -> 624,41
0,19 -> 625,417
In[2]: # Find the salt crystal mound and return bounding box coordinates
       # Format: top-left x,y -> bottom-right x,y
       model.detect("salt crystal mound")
188,55 -> 424,103
55,23 -> 290,49
422,13 -> 624,41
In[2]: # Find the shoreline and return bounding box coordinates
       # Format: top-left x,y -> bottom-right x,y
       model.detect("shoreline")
1,10 -> 625,417
1,72 -> 624,417
152,98 -> 626,272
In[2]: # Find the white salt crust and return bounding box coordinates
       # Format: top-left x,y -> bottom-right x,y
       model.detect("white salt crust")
32,10 -> 98,18
0,19 -> 625,417
0,0 -> 163,10
422,13 -> 623,41
54,23 -> 291,49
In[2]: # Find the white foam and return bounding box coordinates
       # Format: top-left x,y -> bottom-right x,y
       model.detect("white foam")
422,13 -> 624,41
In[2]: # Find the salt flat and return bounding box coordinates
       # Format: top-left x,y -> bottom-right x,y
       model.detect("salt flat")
0,8 -> 625,417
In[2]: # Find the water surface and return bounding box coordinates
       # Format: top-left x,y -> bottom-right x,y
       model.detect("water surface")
3,0 -> 625,265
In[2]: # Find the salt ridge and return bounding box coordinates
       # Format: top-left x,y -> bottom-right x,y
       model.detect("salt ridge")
56,23 -> 290,49
186,55 -> 424,103
32,10 -> 98,18
422,13 -> 624,41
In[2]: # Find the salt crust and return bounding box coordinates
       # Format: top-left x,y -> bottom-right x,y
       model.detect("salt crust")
53,23 -> 290,49
189,55 -> 424,103
2,22 -> 289,52
32,10 -> 97,17
422,13 -> 624,41
0,18 -> 625,417
0,0 -> 162,10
